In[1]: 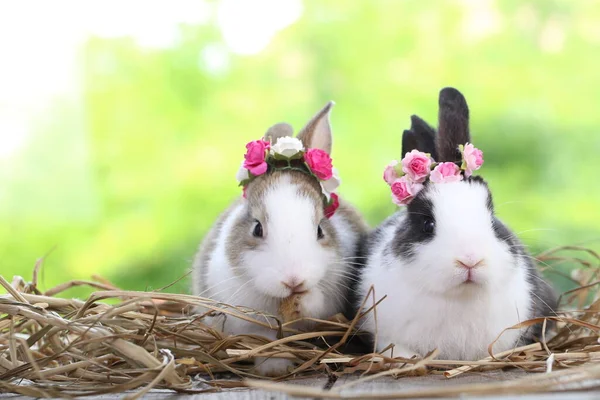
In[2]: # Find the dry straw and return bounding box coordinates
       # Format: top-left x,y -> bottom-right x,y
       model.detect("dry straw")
0,246 -> 599,398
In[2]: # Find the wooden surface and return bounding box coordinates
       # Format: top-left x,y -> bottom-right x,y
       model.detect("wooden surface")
3,370 -> 600,399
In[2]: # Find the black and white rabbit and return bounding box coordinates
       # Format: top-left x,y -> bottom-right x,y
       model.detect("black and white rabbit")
192,103 -> 368,375
356,87 -> 558,360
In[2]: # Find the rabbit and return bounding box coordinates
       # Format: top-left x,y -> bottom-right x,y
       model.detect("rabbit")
192,102 -> 368,376
356,87 -> 558,361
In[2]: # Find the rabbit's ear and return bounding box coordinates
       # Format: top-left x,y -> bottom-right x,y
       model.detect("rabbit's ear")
410,115 -> 438,161
296,101 -> 334,154
401,129 -> 419,158
264,123 -> 294,144
437,87 -> 470,162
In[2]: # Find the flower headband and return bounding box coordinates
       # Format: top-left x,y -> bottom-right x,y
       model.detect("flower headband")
383,143 -> 484,206
236,137 -> 341,218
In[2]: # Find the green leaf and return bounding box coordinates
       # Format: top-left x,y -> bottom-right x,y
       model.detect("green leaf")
394,164 -> 405,177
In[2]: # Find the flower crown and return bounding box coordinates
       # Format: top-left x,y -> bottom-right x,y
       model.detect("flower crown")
383,143 -> 484,206
236,137 -> 341,218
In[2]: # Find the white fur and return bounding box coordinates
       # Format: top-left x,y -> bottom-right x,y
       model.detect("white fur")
200,174 -> 358,374
358,182 -> 533,360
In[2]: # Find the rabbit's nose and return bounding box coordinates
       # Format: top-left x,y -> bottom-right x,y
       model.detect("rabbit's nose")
455,258 -> 485,270
282,278 -> 307,294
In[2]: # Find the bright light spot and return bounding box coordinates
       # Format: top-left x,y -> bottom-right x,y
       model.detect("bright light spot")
0,0 -> 211,160
579,17 -> 600,44
78,0 -> 211,49
199,43 -> 231,75
539,18 -> 565,54
514,4 -> 538,33
0,110 -> 29,160
217,0 -> 303,55
459,0 -> 502,43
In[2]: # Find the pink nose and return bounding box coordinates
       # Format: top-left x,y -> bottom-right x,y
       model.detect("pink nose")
282,278 -> 306,293
456,258 -> 484,269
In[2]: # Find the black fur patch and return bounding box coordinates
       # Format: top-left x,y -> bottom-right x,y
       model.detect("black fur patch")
492,216 -> 559,342
491,217 -> 521,259
410,115 -> 438,161
437,88 -> 470,163
391,187 -> 436,261
401,129 -> 419,158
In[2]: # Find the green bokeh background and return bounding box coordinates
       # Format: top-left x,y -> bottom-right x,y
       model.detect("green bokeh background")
1,0 -> 599,298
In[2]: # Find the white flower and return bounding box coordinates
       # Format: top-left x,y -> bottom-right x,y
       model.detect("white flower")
236,161 -> 249,182
270,137 -> 304,158
320,168 -> 341,201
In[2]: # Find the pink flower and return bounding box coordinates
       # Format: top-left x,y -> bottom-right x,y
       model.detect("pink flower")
243,140 -> 271,176
462,143 -> 484,177
430,162 -> 462,183
391,176 -> 424,206
401,150 -> 432,183
305,148 -> 333,180
324,193 -> 339,219
383,160 -> 400,185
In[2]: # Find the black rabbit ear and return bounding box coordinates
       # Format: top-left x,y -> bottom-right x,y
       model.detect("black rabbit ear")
401,129 -> 419,158
437,87 -> 470,162
410,115 -> 438,161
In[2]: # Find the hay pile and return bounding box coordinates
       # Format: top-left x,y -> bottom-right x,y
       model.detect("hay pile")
0,246 -> 599,398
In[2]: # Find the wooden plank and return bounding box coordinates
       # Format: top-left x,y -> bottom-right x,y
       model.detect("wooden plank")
3,371 -> 600,399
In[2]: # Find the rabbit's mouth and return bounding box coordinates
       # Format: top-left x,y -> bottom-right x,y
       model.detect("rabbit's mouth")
460,270 -> 482,285
463,268 -> 476,283
290,288 -> 308,295
449,269 -> 485,289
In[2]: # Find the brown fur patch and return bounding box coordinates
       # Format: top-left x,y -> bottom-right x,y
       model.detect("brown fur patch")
224,210 -> 262,277
224,169 -> 342,272
289,171 -> 342,252
191,199 -> 243,295
335,198 -> 370,236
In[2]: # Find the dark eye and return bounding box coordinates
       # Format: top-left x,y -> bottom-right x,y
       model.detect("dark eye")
317,224 -> 324,240
422,217 -> 435,234
252,221 -> 263,238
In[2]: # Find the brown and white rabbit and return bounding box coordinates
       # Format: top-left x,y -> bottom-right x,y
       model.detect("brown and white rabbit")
356,88 -> 558,360
192,102 -> 367,376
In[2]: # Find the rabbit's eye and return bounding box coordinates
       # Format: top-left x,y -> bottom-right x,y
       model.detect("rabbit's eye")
422,217 -> 435,234
317,224 -> 324,240
252,221 -> 263,238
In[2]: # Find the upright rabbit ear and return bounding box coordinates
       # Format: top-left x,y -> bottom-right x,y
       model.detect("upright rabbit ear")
296,101 -> 334,154
264,122 -> 294,144
410,115 -> 438,161
401,129 -> 419,158
437,87 -> 470,162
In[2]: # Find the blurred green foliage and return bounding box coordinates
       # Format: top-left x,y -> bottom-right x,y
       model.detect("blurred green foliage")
1,0 -> 599,297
